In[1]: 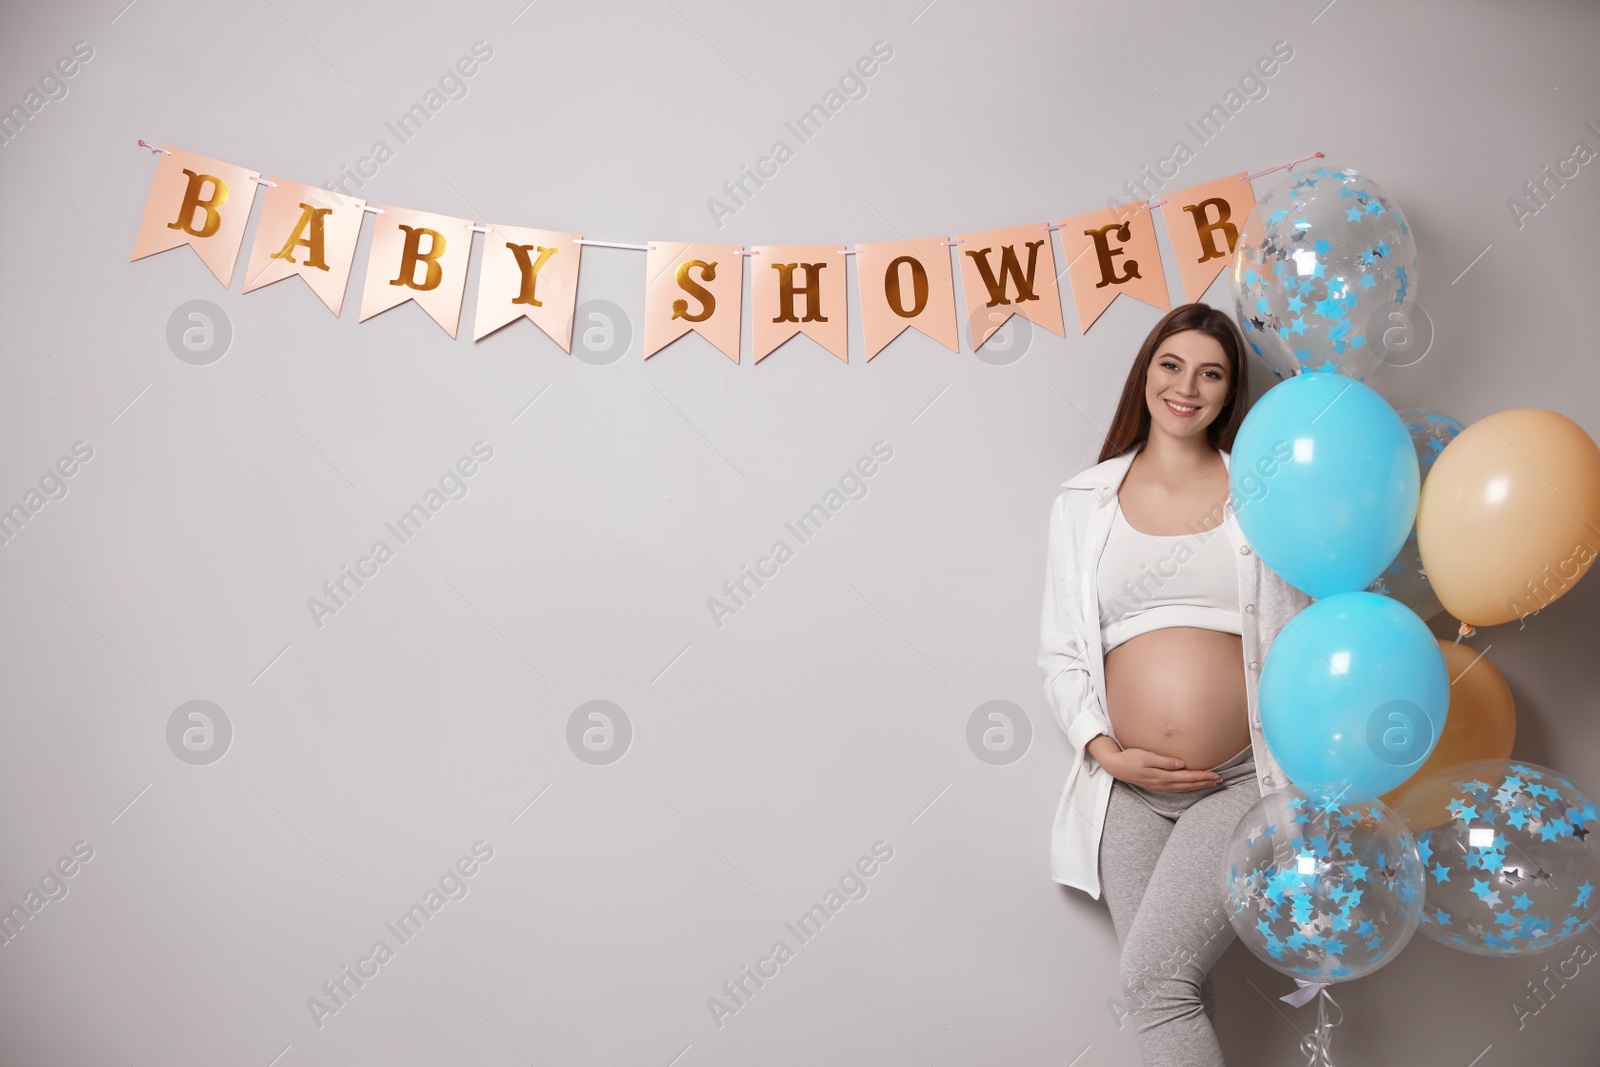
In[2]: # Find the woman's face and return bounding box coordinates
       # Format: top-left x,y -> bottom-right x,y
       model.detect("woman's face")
1143,329 -> 1232,441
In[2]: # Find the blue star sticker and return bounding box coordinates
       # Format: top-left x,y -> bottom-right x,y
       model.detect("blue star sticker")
1431,863 -> 1452,883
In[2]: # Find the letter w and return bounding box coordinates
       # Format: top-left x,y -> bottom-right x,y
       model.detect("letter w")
964,240 -> 1044,307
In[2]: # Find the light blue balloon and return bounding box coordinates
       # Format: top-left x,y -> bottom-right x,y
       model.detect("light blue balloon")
1260,591 -> 1449,798
1230,371 -> 1419,598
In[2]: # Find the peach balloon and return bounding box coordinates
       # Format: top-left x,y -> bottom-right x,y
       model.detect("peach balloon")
1384,639 -> 1516,827
1417,409 -> 1600,627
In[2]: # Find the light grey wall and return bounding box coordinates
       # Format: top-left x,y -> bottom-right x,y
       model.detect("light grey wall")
2,0 -> 1598,1064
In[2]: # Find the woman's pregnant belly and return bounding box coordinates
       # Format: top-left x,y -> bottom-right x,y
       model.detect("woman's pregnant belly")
1105,627 -> 1251,772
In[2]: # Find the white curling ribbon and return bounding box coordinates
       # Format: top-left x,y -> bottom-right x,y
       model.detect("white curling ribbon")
1280,979 -> 1327,1007
1279,980 -> 1343,1067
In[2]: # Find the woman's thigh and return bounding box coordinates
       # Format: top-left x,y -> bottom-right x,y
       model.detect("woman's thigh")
1098,781 -> 1175,943
1122,778 -> 1261,983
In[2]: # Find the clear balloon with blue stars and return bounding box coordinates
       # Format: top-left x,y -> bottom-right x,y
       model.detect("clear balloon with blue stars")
1393,759 -> 1600,957
1366,408 -> 1465,620
1230,160 -> 1419,381
1222,785 -> 1426,983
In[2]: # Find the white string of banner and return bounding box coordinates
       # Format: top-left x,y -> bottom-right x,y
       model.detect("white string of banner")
135,138 -> 1322,260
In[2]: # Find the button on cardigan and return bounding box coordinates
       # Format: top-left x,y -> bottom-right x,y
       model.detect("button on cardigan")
1037,441 -> 1313,898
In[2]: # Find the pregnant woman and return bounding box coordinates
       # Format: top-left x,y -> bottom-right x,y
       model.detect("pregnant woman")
1037,302 -> 1311,1066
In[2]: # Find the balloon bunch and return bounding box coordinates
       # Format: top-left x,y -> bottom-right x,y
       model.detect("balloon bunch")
1222,158 -> 1600,1062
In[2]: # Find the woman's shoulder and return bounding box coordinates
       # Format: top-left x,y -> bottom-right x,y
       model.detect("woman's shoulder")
1060,447 -> 1138,491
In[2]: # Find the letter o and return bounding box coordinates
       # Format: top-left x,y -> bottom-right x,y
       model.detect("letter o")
883,255 -> 928,318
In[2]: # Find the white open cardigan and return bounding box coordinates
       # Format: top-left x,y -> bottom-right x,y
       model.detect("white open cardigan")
1038,441 -> 1312,898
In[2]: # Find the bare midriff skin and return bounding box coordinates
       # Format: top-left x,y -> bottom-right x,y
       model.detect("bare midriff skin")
1105,628 -> 1250,772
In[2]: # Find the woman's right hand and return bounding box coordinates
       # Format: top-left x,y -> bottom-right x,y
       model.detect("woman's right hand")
1087,735 -> 1222,792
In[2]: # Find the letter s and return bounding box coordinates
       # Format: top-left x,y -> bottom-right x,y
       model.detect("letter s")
471,440 -> 494,461
72,40 -> 94,62
870,839 -> 894,862
471,39 -> 493,61
871,40 -> 893,61
1271,39 -> 1294,61
870,440 -> 893,461
71,440 -> 94,462
71,840 -> 94,863
471,839 -> 494,862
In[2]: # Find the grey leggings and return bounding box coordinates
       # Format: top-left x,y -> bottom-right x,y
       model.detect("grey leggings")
1098,745 -> 1260,1067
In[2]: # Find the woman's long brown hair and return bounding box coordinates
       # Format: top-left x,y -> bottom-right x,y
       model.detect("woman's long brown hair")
1096,303 -> 1252,463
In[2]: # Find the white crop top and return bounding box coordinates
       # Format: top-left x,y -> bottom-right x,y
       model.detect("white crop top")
1097,499 -> 1242,654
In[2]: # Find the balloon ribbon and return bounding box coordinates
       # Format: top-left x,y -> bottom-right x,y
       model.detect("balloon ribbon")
1280,980 -> 1342,1066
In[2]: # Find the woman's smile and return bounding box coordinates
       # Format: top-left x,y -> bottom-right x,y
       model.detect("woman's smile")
1163,398 -> 1201,417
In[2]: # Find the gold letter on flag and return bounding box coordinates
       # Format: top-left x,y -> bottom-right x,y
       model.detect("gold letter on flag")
357,205 -> 475,338
240,181 -> 367,315
1058,204 -> 1171,332
643,242 -> 744,362
130,146 -> 262,286
855,238 -> 959,360
954,224 -> 1065,350
750,245 -> 849,362
1157,172 -> 1255,304
473,224 -> 582,348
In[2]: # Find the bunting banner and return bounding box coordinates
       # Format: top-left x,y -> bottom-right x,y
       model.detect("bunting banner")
131,143 -> 1279,361
643,241 -> 743,362
240,176 -> 366,315
956,223 -> 1066,349
357,204 -> 475,339
1158,171 -> 1256,304
131,146 -> 261,286
474,223 -> 583,348
855,237 -> 960,359
1057,203 -> 1172,332
750,244 -> 850,362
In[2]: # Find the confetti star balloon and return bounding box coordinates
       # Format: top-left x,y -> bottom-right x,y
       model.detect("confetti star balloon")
1222,786 -> 1425,984
1231,160 -> 1419,381
1393,760 -> 1600,957
1365,408 -> 1465,621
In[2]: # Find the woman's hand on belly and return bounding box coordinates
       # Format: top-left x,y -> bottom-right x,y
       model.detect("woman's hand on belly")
1087,734 -> 1223,791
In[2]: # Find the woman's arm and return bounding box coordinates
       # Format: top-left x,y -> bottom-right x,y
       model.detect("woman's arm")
1037,493 -> 1117,754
